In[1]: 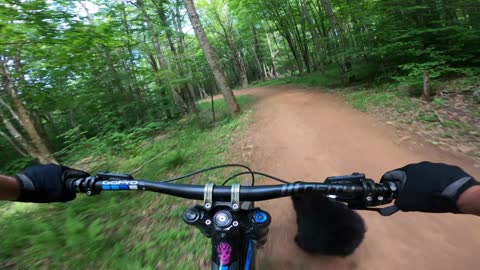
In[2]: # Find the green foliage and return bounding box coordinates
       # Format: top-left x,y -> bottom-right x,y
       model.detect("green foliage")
432,97 -> 448,106
197,94 -> 254,123
345,88 -> 417,113
0,97 -> 254,269
0,153 -> 35,175
417,112 -> 439,122
473,89 -> 480,104
442,120 -> 464,128
395,59 -> 472,84
2,0 -> 480,169
162,150 -> 187,170
57,129 -> 146,163
0,0 -> 479,266
398,82 -> 424,97
252,69 -> 342,89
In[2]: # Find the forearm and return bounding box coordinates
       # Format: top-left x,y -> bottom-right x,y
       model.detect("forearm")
0,175 -> 20,201
458,186 -> 480,216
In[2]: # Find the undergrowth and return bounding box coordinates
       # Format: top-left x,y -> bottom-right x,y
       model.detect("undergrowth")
342,81 -> 480,158
252,66 -> 343,89
345,88 -> 418,113
0,95 -> 254,269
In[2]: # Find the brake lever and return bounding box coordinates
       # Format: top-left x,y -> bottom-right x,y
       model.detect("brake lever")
353,205 -> 400,216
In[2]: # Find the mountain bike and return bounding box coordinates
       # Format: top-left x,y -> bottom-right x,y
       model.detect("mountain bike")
66,164 -> 400,270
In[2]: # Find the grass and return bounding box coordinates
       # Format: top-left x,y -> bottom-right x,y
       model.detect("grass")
345,88 -> 418,113
0,95 -> 254,269
251,67 -> 343,89
197,94 -> 254,123
342,79 -> 479,158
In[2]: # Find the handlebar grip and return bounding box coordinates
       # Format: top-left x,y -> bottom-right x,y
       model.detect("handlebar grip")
65,178 -> 79,193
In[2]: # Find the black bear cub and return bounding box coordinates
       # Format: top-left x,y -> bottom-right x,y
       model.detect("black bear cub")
291,193 -> 366,256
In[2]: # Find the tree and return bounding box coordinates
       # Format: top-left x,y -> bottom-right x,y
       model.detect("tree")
201,0 -> 249,88
1,0 -> 479,167
183,0 -> 240,115
0,58 -> 57,164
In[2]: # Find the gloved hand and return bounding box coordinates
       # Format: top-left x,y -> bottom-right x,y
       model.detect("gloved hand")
380,161 -> 479,213
15,164 -> 89,203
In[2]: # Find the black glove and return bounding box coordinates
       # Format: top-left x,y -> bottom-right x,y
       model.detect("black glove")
15,164 -> 89,203
380,161 -> 479,213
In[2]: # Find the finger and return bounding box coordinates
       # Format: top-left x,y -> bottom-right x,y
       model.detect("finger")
380,170 -> 407,199
380,170 -> 407,183
63,169 -> 90,179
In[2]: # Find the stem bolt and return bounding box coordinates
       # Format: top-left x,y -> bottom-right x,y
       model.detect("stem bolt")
205,219 -> 212,225
378,196 -> 384,201
366,196 -> 373,202
232,221 -> 239,227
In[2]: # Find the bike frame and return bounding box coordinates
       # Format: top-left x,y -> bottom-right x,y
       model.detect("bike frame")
210,211 -> 254,270
211,237 -> 255,270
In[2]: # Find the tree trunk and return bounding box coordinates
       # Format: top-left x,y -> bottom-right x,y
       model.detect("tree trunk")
269,5 -> 304,75
187,82 -> 197,101
43,113 -> 60,137
252,25 -> 265,80
162,1 -> 198,116
0,130 -> 27,157
291,0 -> 311,73
283,31 -> 304,75
120,3 -> 149,118
154,0 -> 177,56
32,111 -> 55,152
183,0 -> 240,115
423,71 -> 432,101
137,0 -> 167,69
0,59 -> 57,163
251,45 -> 264,80
145,46 -> 173,120
173,0 -> 187,55
181,86 -> 199,115
320,0 -> 351,78
0,111 -> 47,163
230,45 -> 248,88
237,52 -> 249,88
303,0 -> 323,71
172,89 -> 187,114
0,95 -> 20,122
265,32 -> 278,78
212,7 -> 249,89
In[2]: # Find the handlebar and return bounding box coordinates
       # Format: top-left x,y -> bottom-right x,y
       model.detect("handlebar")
66,172 -> 399,211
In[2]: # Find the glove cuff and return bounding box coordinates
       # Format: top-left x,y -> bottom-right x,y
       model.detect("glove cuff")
442,176 -> 480,213
14,173 -> 37,202
448,177 -> 479,201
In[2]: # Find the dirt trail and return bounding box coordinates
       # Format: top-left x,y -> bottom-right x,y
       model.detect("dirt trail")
237,86 -> 480,270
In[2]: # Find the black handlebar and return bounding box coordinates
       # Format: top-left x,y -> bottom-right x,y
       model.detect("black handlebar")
66,172 -> 399,210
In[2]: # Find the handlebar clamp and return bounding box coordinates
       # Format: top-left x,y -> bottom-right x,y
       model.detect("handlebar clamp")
204,183 -> 214,210
231,184 -> 240,211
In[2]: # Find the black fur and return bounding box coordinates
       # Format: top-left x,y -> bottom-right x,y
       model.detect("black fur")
291,193 -> 366,256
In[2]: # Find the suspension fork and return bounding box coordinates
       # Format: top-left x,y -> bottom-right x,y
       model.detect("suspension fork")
183,203 -> 271,270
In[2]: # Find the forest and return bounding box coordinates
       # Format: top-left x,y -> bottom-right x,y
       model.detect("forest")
1,0 -> 478,172
1,0 -> 480,269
